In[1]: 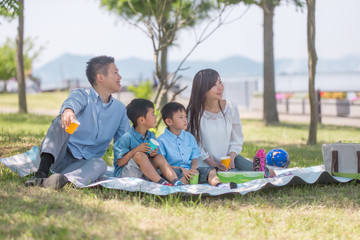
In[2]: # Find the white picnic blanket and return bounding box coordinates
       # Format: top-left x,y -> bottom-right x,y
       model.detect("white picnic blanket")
0,146 -> 354,196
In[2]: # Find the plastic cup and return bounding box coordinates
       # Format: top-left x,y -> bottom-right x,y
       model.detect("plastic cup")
148,138 -> 159,153
189,173 -> 199,185
221,156 -> 231,169
65,120 -> 80,134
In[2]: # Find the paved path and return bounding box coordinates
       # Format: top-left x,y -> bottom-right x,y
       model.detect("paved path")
240,109 -> 360,127
1,107 -> 358,128
1,90 -> 359,128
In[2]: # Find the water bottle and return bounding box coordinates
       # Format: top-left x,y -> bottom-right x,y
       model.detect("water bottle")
253,149 -> 266,172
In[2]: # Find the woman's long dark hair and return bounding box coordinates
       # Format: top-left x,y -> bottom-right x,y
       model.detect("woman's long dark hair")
186,69 -> 222,143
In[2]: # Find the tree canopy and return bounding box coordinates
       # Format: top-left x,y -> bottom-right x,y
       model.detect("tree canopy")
100,0 -> 223,109
100,0 -> 214,26
0,38 -> 41,80
100,0 -> 216,62
0,0 -> 22,18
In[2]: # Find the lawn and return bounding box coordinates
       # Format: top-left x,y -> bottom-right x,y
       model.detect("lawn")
0,92 -> 69,112
1,97 -> 360,239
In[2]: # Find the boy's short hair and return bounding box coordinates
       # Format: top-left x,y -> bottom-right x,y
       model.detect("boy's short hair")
86,56 -> 114,86
161,102 -> 186,126
126,98 -> 154,127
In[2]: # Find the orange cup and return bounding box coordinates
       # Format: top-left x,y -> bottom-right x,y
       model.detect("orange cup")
221,156 -> 231,169
65,120 -> 80,134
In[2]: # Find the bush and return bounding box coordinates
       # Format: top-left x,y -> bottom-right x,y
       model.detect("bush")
127,80 -> 153,100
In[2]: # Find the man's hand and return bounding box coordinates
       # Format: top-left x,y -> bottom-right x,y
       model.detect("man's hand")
61,108 -> 76,129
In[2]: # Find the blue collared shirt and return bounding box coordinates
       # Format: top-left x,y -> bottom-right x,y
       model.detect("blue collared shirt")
158,128 -> 201,170
60,88 -> 130,160
113,126 -> 159,177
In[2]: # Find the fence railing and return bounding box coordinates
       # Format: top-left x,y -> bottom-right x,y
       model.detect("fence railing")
275,91 -> 360,122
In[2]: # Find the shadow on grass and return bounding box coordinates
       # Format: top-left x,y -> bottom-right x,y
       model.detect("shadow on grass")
0,183 -> 102,239
0,181 -> 164,239
0,113 -> 54,125
79,179 -> 360,211
2,162 -> 360,237
0,131 -> 44,158
242,142 -> 324,167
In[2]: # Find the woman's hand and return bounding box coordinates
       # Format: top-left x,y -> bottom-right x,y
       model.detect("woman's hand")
217,162 -> 228,171
228,152 -> 237,170
229,161 -> 235,169
204,156 -> 228,171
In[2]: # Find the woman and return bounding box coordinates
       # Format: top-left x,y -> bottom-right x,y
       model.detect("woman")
186,69 -> 273,176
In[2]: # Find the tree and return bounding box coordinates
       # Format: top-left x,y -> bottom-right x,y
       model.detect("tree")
16,0 -> 27,113
306,0 -> 317,145
0,0 -> 28,113
254,0 -> 303,125
0,37 -> 42,92
100,0 -> 214,109
0,39 -> 17,84
0,1 -> 22,89
0,0 -> 21,18
100,0 -> 248,111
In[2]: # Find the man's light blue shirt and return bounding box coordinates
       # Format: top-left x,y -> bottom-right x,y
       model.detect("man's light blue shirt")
158,128 -> 201,170
60,88 -> 130,160
113,126 -> 159,177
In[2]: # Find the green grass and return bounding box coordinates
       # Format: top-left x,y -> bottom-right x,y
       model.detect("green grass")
1,111 -> 360,239
0,91 -> 69,111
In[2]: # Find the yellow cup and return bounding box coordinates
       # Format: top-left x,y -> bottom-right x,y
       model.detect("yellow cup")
65,120 -> 80,134
221,156 -> 231,169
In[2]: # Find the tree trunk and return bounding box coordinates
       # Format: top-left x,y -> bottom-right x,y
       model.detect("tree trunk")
263,0 -> 279,125
158,46 -> 168,108
153,47 -> 169,109
16,0 -> 27,113
307,0 -> 318,145
4,80 -> 8,93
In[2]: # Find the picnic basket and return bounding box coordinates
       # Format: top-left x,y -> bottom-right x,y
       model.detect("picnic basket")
322,142 -> 360,179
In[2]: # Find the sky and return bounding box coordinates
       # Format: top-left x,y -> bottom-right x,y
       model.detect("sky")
0,0 -> 359,69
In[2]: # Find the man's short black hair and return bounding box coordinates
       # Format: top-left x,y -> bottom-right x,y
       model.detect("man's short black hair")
86,56 -> 114,86
161,102 -> 186,126
126,98 -> 154,127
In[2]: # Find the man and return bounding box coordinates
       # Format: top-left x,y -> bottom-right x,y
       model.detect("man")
25,56 -> 130,189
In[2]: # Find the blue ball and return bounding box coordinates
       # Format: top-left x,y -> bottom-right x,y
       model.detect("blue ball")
266,149 -> 290,168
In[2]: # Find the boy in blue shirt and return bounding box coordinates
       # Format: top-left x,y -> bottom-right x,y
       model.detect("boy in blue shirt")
158,102 -> 237,189
113,99 -> 183,186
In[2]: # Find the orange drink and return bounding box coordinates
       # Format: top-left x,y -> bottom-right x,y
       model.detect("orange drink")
65,120 -> 80,134
220,156 -> 231,169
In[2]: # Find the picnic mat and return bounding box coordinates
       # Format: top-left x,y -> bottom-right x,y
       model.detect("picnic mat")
0,146 -> 354,196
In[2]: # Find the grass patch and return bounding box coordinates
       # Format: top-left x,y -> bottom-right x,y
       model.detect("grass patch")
0,91 -> 69,111
1,112 -> 360,239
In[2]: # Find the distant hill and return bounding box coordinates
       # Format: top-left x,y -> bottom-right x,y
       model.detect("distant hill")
168,56 -> 262,78
276,55 -> 360,74
33,53 -> 360,90
33,53 -> 92,90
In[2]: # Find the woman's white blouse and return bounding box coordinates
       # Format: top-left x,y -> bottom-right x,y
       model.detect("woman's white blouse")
197,101 -> 244,167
